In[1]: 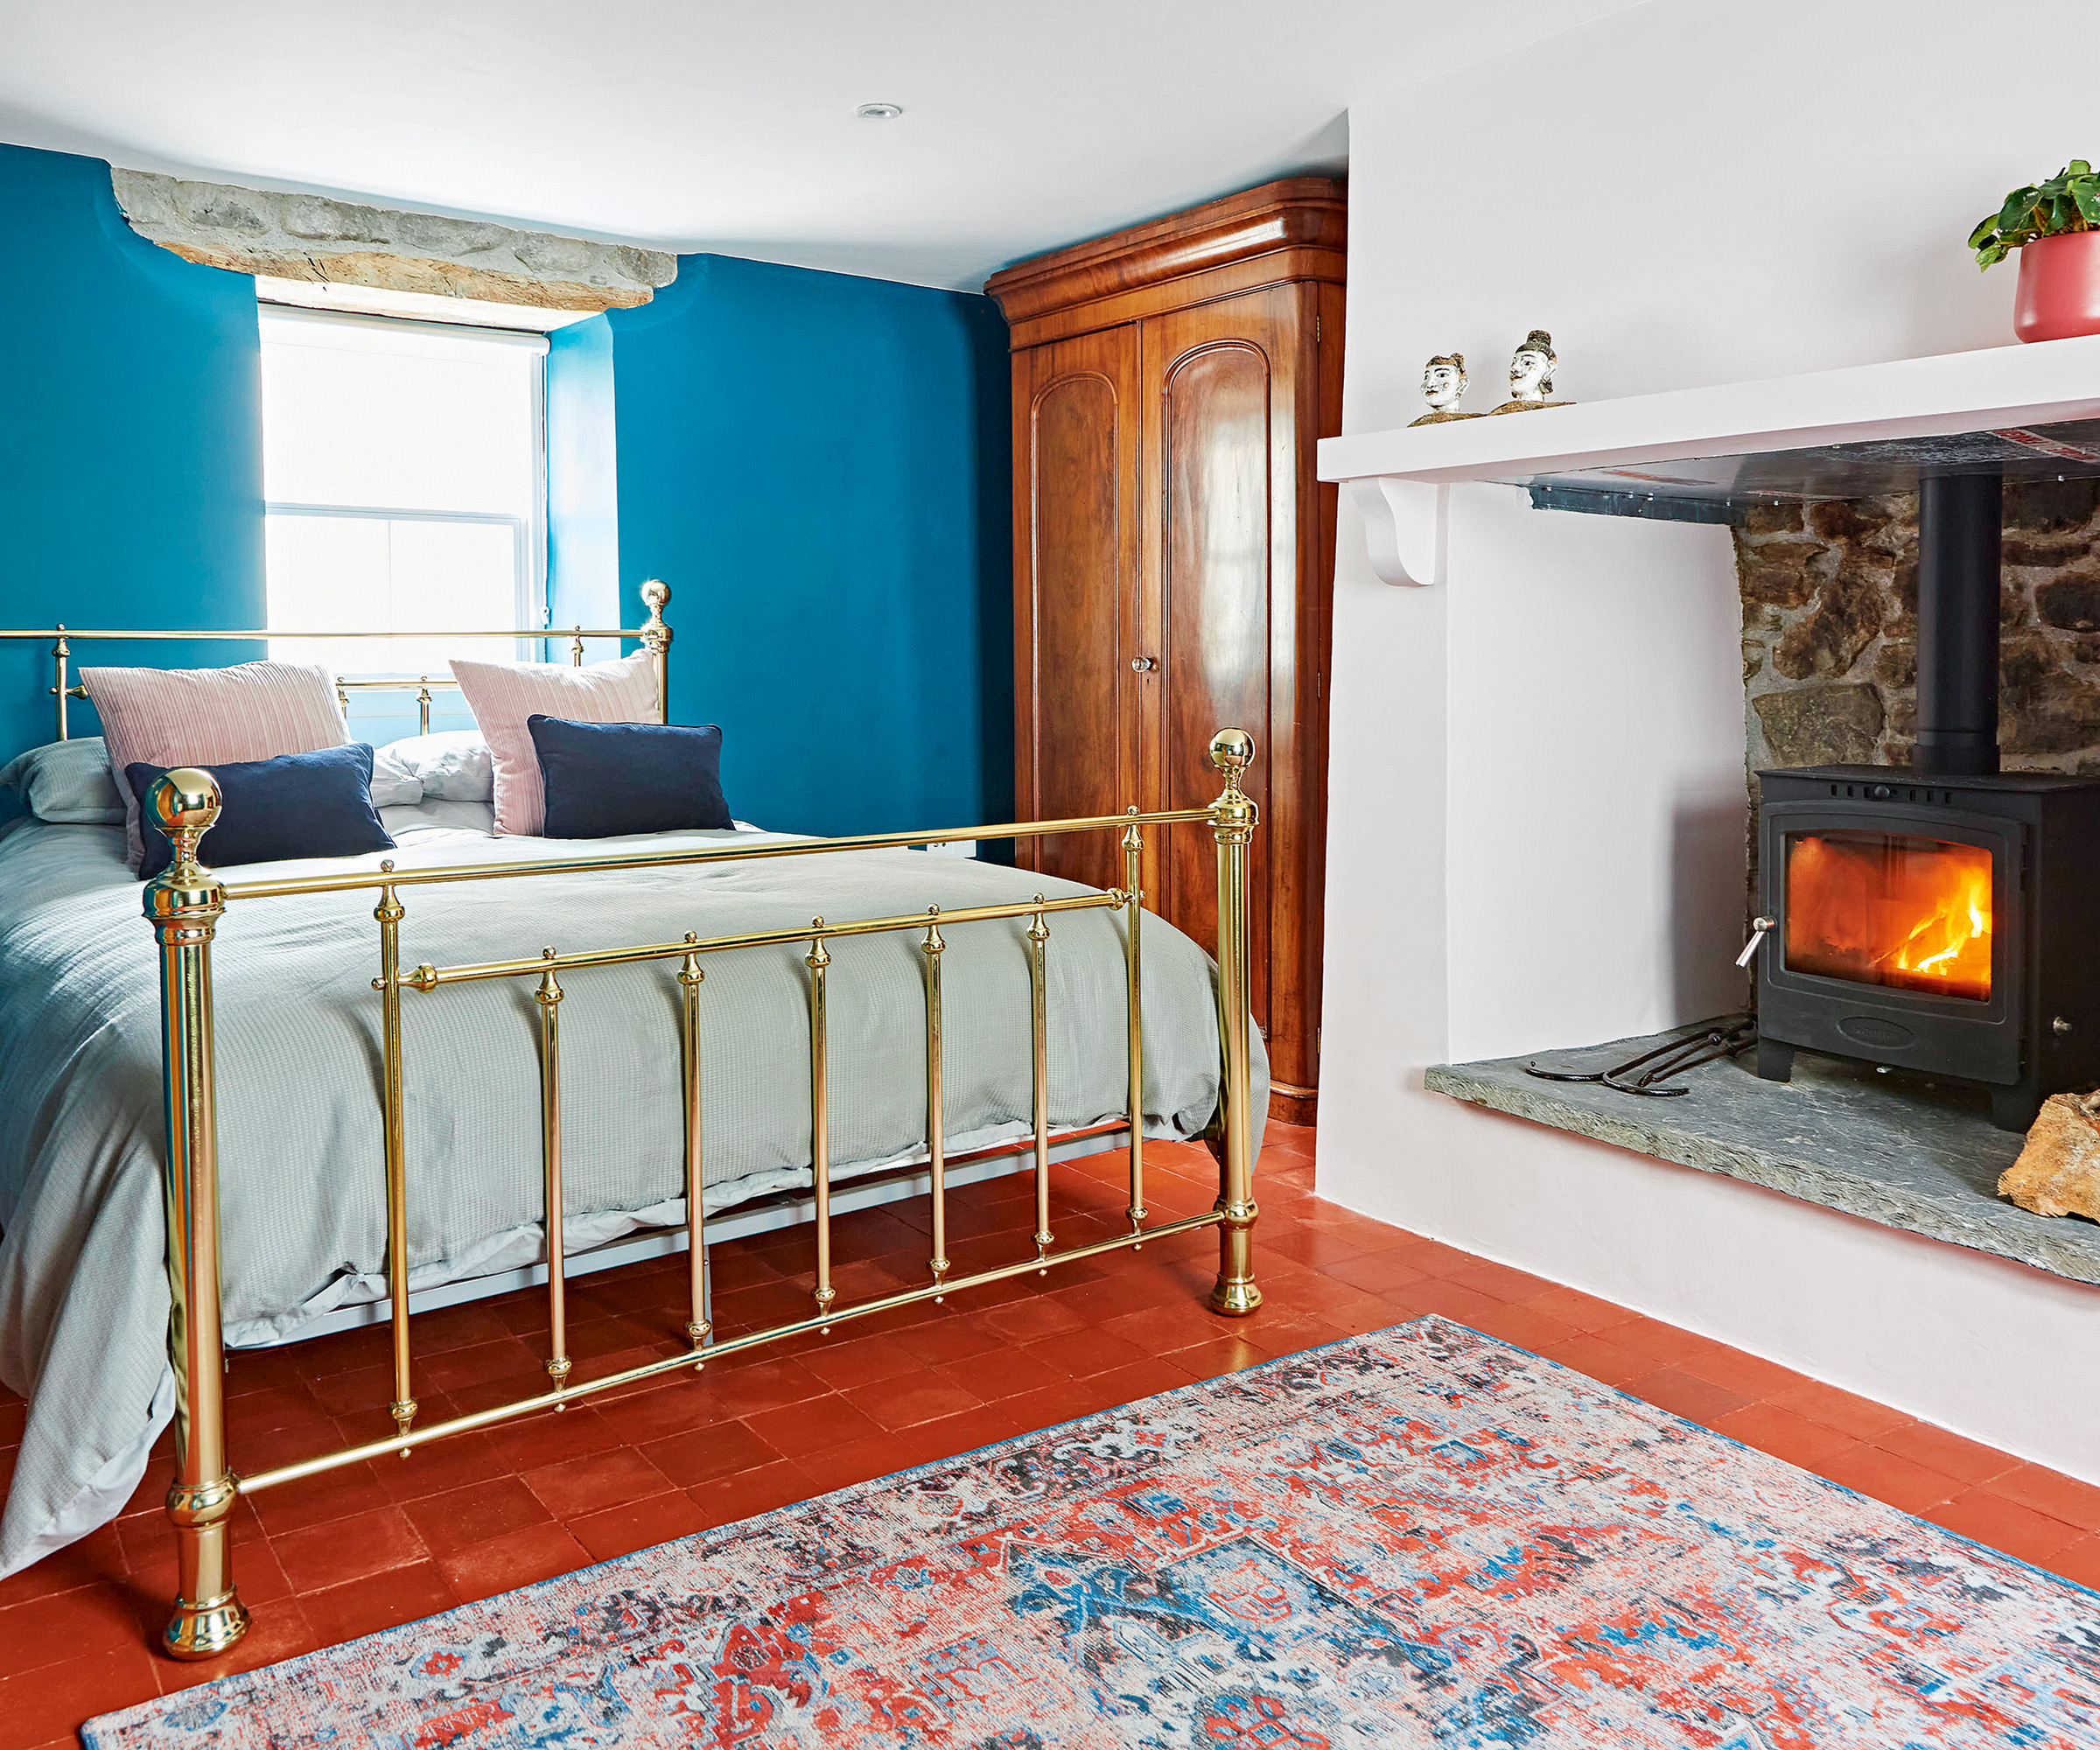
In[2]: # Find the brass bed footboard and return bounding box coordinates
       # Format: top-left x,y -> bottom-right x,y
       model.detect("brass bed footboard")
140,730 -> 1263,1659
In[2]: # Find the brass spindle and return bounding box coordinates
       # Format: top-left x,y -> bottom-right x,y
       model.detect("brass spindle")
51,629 -> 70,742
374,872 -> 416,1450
570,626 -> 584,666
808,920 -> 836,1328
1028,896 -> 1053,1265
921,908 -> 949,1297
536,949 -> 571,1396
1207,731 -> 1263,1317
1122,814 -> 1146,1236
416,681 -> 432,737
678,935 -> 709,1360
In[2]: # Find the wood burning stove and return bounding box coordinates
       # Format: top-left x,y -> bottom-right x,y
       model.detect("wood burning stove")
1750,472 -> 2100,1130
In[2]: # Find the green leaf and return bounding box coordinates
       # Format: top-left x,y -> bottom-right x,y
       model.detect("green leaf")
2071,159 -> 2093,177
2075,184 -> 2100,227
1970,215 -> 1999,248
1978,242 -> 2009,270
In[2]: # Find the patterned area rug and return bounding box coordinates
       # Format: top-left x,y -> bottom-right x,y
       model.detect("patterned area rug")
88,1317 -> 2100,1748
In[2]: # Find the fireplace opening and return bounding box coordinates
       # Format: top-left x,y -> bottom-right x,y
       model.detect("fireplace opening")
1782,830 -> 1992,1003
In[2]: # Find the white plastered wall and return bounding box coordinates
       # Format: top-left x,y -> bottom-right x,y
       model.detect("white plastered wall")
1320,0 -> 2100,1480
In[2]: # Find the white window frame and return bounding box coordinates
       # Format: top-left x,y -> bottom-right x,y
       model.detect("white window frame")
258,305 -> 551,651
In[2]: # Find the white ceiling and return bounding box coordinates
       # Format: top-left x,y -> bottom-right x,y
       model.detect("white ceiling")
0,0 -> 1634,292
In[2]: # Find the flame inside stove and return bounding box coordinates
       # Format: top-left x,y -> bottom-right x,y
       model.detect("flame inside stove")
1782,831 -> 1993,1003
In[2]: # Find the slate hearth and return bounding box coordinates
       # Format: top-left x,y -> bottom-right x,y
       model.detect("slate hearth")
1427,1023 -> 2100,1287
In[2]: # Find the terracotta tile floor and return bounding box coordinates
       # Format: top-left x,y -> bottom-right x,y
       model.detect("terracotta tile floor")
4,1119 -> 2098,1746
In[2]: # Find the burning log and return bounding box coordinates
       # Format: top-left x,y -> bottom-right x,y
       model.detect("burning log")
1999,1089 -> 2100,1221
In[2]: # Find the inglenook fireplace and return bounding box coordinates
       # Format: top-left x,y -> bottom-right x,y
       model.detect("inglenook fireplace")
1750,472 -> 2100,1130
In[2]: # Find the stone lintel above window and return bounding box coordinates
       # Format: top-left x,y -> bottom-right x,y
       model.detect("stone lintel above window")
110,168 -> 676,313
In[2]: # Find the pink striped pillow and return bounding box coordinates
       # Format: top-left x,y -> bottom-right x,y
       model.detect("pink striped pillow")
449,650 -> 661,835
81,662 -> 350,868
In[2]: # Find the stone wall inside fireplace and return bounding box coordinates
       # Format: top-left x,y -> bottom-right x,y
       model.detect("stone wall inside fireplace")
1739,479 -> 2100,778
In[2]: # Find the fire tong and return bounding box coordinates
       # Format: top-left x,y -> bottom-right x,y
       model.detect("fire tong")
1522,1015 -> 1758,1097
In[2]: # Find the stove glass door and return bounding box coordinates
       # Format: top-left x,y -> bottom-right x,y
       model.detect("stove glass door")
1782,830 -> 1993,1002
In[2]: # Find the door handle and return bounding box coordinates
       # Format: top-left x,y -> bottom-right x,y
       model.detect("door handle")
1130,655 -> 1157,672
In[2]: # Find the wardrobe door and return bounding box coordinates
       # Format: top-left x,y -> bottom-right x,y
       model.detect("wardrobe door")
1013,326 -> 1143,892
1141,286 -> 1303,1042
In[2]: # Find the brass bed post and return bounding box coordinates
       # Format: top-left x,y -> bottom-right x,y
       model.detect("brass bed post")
1028,898 -> 1054,1264
678,937 -> 710,1355
921,909 -> 950,1295
536,951 -> 571,1396
374,872 -> 416,1448
1207,729 -> 1262,1318
142,772 -> 249,1659
640,579 -> 672,724
1122,814 -> 1146,1234
807,921 -> 836,1327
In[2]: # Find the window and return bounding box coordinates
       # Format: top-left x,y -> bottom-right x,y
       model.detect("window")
258,307 -> 547,677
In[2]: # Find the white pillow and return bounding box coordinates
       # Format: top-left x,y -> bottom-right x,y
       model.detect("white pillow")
0,738 -> 128,823
368,743 -> 424,808
382,732 -> 495,802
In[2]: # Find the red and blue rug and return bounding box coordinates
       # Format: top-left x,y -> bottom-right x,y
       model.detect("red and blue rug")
87,1317 -> 2100,1747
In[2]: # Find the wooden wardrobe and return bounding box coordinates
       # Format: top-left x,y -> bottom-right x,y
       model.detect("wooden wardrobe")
985,178 -> 1345,1125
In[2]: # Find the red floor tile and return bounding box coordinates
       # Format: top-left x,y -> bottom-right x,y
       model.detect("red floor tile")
435,1523 -> 594,1606
1708,1404 -> 1860,1471
520,1446 -> 676,1518
1874,1421 -> 2026,1488
400,1477 -> 553,1559
840,1368 -> 986,1432
297,1562 -> 458,1646
687,1461 -> 810,1529
1624,1368 -> 1753,1425
1925,1488 -> 2089,1565
567,1492 -> 710,1564
1768,1379 -> 1917,1442
271,1505 -> 429,1593
638,1420 -> 784,1488
1816,1445 -> 1969,1516
0,1644 -> 162,1743
5,1116 -> 2097,1747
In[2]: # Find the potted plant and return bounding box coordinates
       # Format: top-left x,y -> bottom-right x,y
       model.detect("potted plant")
1970,161 -> 2100,342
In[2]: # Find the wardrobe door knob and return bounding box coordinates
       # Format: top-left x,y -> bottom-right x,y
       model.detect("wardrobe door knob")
1130,655 -> 1157,672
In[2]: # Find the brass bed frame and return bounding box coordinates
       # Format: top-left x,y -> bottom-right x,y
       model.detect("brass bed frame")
0,587 -> 1263,1661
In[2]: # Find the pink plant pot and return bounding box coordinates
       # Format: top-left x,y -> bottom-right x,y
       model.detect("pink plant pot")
2014,229 -> 2100,342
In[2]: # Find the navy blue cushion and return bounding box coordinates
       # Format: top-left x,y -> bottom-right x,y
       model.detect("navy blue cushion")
528,717 -> 732,838
127,744 -> 395,879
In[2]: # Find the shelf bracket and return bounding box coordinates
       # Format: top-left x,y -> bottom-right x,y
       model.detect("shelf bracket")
1348,477 -> 1446,587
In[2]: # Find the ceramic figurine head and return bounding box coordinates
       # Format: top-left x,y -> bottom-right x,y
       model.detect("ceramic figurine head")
1508,329 -> 1558,401
1421,353 -> 1466,412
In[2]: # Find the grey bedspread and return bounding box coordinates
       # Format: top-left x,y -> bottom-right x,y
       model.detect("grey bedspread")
0,816 -> 1262,1576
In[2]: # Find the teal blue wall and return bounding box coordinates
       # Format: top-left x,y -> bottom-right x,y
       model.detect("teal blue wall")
605,255 -> 1012,836
0,147 -> 1012,840
0,143 -> 265,766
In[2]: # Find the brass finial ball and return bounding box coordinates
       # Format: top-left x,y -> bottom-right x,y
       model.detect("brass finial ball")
640,578 -> 670,611
1209,727 -> 1255,776
147,768 -> 222,838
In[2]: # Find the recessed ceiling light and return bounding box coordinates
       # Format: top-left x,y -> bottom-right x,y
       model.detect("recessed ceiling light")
855,102 -> 904,121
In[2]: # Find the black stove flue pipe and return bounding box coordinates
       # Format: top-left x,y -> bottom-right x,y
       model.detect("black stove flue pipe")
1912,470 -> 2003,778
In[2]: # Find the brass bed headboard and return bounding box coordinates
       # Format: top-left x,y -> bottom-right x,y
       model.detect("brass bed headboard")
0,578 -> 673,744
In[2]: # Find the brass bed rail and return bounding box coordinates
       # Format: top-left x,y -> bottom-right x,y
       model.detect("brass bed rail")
0,576 -> 673,739
136,726 -> 1262,1661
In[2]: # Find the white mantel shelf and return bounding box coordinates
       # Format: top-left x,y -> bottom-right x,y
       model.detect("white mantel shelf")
1319,335 -> 2100,585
